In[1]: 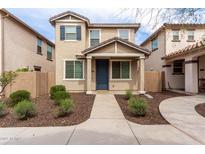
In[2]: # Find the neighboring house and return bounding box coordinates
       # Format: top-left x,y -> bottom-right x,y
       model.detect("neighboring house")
0,8 -> 55,73
49,11 -> 150,94
141,23 -> 205,93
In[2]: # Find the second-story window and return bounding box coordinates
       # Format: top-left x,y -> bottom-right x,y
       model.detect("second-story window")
151,38 -> 158,51
65,26 -> 77,40
118,29 -> 129,41
60,25 -> 81,41
37,39 -> 42,55
47,44 -> 52,60
187,30 -> 195,41
172,30 -> 180,41
90,29 -> 100,47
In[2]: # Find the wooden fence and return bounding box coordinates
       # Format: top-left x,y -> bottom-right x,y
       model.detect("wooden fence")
145,71 -> 162,92
5,72 -> 55,98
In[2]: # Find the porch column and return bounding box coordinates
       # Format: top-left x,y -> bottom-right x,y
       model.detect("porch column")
139,57 -> 145,94
86,56 -> 92,94
185,58 -> 198,93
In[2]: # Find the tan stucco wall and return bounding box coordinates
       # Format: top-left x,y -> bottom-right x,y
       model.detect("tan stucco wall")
142,31 -> 165,71
2,17 -> 55,72
165,28 -> 205,54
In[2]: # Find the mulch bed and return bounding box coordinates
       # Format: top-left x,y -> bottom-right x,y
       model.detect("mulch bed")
0,93 -> 95,127
115,91 -> 187,125
195,103 -> 205,118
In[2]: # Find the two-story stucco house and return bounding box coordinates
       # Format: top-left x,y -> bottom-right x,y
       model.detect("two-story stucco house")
0,8 -> 55,73
49,11 -> 150,94
141,23 -> 205,93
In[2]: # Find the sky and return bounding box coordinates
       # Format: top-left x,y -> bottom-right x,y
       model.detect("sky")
7,8 -> 151,45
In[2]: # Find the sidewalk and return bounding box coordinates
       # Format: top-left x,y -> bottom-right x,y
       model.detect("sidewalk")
160,95 -> 205,144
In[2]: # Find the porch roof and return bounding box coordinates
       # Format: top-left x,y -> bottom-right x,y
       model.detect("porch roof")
81,37 -> 151,56
162,39 -> 205,60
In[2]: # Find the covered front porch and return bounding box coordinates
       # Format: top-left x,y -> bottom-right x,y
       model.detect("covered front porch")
162,40 -> 205,94
78,37 -> 150,94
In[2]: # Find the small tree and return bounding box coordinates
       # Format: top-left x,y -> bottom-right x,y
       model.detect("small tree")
0,71 -> 17,96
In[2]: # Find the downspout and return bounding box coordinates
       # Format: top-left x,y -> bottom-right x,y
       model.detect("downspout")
0,13 -> 9,75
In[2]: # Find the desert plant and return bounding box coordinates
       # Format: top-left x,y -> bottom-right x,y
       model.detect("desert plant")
50,85 -> 66,99
56,99 -> 74,117
9,90 -> 31,106
0,71 -> 17,96
13,100 -> 36,120
52,91 -> 70,105
125,89 -> 133,100
0,102 -> 6,117
128,97 -> 147,116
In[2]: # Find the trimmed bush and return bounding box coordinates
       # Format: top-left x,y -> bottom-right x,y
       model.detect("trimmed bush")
53,91 -> 70,105
50,85 -> 66,99
16,67 -> 29,72
128,97 -> 147,116
0,103 -> 6,117
14,100 -> 36,120
125,89 -> 133,100
9,90 -> 31,106
57,99 -> 74,117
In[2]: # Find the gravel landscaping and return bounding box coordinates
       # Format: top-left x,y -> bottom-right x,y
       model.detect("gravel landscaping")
195,103 -> 205,118
0,93 -> 95,127
115,91 -> 187,125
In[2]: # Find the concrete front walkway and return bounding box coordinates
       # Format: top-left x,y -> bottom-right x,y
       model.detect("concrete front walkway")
159,95 -> 205,144
0,94 -> 201,145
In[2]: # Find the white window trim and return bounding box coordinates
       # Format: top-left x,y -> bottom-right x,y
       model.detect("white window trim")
63,59 -> 85,80
187,30 -> 195,40
110,59 -> 132,81
117,29 -> 130,41
172,30 -> 180,40
63,24 -> 81,41
88,29 -> 101,47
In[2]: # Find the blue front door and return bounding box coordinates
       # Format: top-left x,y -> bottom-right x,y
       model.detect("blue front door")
96,59 -> 109,90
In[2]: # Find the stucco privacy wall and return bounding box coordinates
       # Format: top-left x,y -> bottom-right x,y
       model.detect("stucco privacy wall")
143,31 -> 165,71
3,17 -> 55,72
165,28 -> 205,55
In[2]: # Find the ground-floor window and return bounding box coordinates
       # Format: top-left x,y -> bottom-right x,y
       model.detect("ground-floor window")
64,60 -> 84,79
173,60 -> 184,74
111,61 -> 130,79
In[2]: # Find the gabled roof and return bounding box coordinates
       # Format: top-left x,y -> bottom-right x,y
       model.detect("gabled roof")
0,8 -> 55,47
162,39 -> 205,60
49,10 -> 140,31
140,23 -> 205,46
49,10 -> 90,25
81,37 -> 151,55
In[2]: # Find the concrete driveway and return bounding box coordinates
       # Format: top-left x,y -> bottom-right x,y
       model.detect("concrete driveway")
160,95 -> 205,144
0,94 -> 201,145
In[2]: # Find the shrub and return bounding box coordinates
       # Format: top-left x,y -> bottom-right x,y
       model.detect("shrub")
0,103 -> 6,117
50,85 -> 66,99
16,67 -> 29,72
125,89 -> 133,100
128,97 -> 147,116
3,98 -> 12,107
14,100 -> 36,120
56,99 -> 74,117
53,91 -> 70,105
9,90 -> 30,106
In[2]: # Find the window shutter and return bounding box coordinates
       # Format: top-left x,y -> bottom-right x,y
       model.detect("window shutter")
76,26 -> 81,40
60,25 -> 65,40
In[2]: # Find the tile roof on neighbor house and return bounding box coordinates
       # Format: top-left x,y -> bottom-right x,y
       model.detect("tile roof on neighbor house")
49,10 -> 140,30
0,8 -> 55,47
162,39 -> 205,60
81,37 -> 151,55
140,23 -> 205,46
